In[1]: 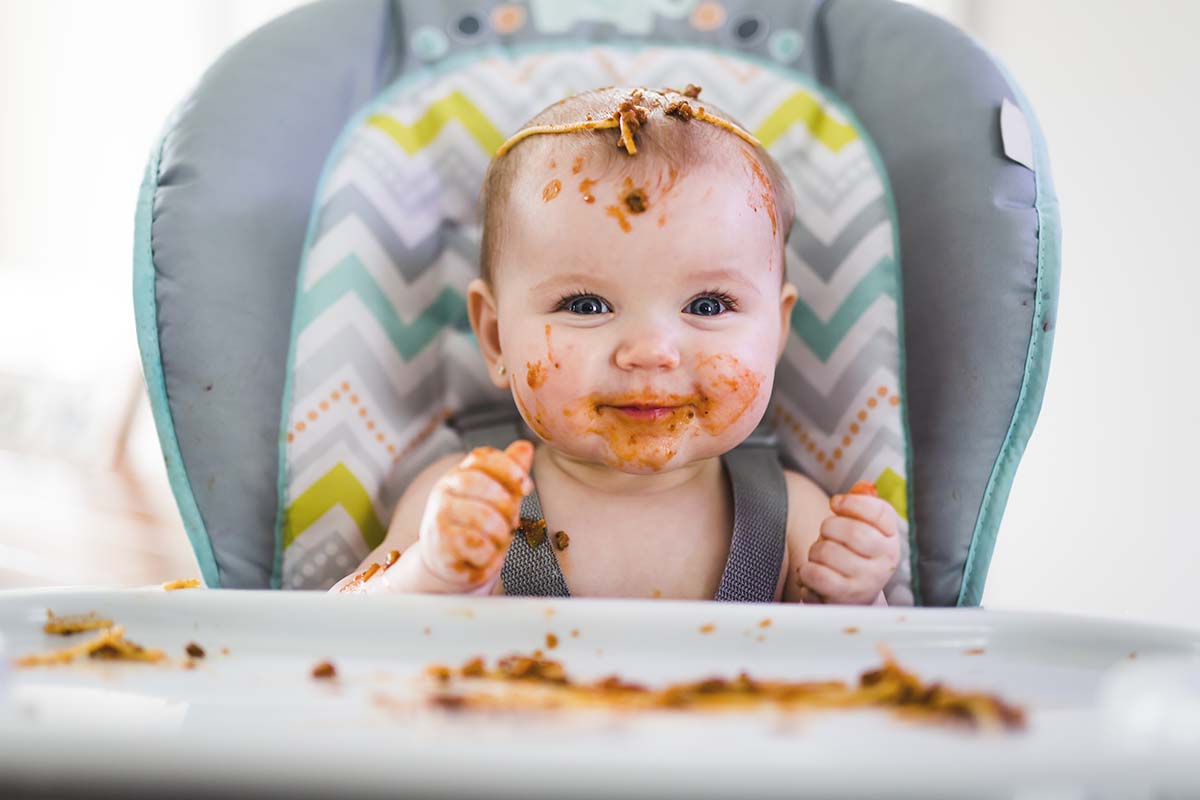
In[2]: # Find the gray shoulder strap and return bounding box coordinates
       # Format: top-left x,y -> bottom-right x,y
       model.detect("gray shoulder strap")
714,444 -> 789,603
500,487 -> 572,598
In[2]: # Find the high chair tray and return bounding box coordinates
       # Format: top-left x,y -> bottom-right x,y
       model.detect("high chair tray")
0,588 -> 1197,799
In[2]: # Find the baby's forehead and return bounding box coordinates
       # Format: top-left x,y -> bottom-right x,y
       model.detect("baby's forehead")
503,167 -> 778,282
511,133 -> 730,183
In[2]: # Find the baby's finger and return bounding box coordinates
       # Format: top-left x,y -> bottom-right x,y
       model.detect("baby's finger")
807,538 -> 865,579
818,515 -> 891,560
435,496 -> 512,548
441,469 -> 522,520
798,585 -> 824,604
460,446 -> 533,496
503,440 -> 535,475
829,493 -> 898,538
798,560 -> 846,600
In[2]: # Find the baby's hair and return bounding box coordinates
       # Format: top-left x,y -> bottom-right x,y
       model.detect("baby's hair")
479,86 -> 795,285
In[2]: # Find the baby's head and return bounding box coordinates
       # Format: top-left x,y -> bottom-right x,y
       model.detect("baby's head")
467,86 -> 799,474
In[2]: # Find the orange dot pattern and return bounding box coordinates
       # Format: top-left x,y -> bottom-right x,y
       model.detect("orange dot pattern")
771,384 -> 902,476
690,1 -> 727,31
288,380 -> 452,466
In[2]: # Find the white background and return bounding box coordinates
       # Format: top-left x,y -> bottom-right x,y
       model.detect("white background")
0,1 -> 1196,629
966,1 -> 1200,629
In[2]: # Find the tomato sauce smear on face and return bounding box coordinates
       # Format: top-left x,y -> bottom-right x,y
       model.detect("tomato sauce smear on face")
549,353 -> 764,471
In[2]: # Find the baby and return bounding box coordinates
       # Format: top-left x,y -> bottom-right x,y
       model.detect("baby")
331,87 -> 900,604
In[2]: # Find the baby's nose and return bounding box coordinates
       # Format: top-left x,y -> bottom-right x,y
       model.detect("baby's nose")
613,330 -> 681,372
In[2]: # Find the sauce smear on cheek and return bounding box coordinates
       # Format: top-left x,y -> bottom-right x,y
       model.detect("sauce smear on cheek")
526,361 -> 546,389
515,377 -> 554,442
515,324 -> 564,441
544,324 -> 560,368
693,353 -> 762,435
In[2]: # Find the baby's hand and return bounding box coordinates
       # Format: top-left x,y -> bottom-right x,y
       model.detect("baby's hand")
798,481 -> 900,605
417,441 -> 535,592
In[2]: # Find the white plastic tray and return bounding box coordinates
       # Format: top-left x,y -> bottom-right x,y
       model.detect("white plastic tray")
0,588 -> 1198,799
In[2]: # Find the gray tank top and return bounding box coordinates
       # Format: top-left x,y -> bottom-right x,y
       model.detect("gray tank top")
454,409 -> 788,602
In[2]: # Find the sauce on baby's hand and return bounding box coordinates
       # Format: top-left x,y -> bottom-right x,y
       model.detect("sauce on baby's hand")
848,480 -> 878,497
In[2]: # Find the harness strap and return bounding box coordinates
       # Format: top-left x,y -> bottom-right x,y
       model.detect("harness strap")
713,445 -> 788,602
502,487 -> 572,598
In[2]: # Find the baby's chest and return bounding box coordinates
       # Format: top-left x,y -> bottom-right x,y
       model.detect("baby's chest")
532,496 -> 734,601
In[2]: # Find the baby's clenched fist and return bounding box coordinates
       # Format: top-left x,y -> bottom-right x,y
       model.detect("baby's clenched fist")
799,481 -> 900,606
418,441 -> 534,591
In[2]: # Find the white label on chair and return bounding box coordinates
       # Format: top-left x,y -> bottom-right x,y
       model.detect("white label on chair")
1000,97 -> 1036,171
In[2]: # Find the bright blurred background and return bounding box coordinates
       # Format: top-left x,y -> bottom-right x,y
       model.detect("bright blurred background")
0,0 -> 1196,629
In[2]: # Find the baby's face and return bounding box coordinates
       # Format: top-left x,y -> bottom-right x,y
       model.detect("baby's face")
474,147 -> 797,474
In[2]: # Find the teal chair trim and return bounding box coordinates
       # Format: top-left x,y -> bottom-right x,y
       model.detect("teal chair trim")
133,117 -> 222,588
958,58 -> 1062,606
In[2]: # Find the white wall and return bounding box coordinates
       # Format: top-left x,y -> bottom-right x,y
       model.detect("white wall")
0,0 -> 304,379
967,0 -> 1200,630
0,0 -> 307,465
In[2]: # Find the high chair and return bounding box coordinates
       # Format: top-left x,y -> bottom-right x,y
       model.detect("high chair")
134,0 -> 1060,606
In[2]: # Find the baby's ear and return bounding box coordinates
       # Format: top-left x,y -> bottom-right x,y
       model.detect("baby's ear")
467,279 -> 508,388
776,282 -> 799,362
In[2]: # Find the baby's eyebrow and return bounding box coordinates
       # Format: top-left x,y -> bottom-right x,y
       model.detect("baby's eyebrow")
687,268 -> 762,295
529,268 -> 762,295
530,273 -> 609,294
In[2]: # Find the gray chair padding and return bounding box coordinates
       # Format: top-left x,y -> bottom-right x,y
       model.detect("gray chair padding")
136,0 -> 1058,604
142,0 -> 404,587
809,0 -> 1057,604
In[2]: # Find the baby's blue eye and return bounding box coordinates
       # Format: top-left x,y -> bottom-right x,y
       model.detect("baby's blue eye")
685,296 -> 729,316
561,295 -> 611,315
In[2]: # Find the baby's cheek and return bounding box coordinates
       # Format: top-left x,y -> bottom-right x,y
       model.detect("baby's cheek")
512,327 -> 575,443
693,353 -> 766,436
514,372 -> 552,442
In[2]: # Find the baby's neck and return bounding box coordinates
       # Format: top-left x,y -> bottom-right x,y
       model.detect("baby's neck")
538,445 -> 721,497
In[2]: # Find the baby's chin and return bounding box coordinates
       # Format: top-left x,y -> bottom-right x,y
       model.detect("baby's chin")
517,388 -> 771,473
538,430 -> 730,475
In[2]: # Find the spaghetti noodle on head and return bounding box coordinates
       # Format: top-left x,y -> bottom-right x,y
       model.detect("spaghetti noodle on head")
480,86 -> 794,285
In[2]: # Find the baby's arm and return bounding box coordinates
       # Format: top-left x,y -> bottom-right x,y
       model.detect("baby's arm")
329,442 -> 534,595
329,451 -> 464,594
780,471 -> 832,603
781,475 -> 898,605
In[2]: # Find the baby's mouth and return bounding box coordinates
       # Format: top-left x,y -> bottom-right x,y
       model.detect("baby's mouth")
609,405 -> 681,421
595,395 -> 698,423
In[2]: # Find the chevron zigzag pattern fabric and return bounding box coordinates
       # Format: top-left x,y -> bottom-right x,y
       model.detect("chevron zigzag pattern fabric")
279,47 -> 913,604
